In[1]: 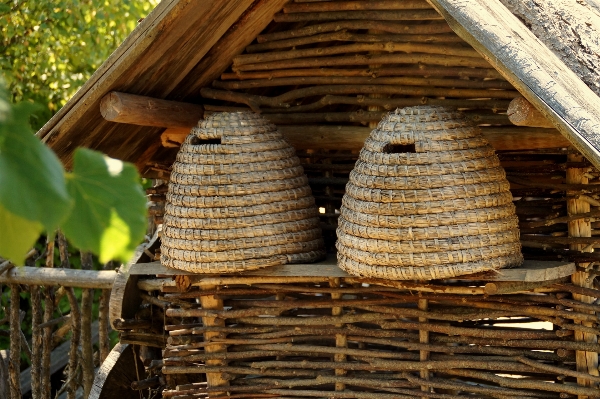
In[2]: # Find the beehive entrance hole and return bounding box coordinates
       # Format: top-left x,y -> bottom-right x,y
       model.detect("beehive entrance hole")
190,137 -> 221,145
385,143 -> 416,153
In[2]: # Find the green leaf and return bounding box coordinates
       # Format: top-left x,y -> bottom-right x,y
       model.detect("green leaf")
0,101 -> 72,231
62,148 -> 147,263
0,202 -> 43,265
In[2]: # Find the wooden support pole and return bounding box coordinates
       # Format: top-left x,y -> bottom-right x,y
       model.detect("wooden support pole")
160,123 -> 568,152
418,298 -> 430,397
233,42 -> 482,66
329,278 -> 347,391
273,9 -> 444,23
30,286 -> 43,399
41,238 -> 54,399
200,285 -> 229,393
8,285 -> 21,399
507,96 -> 554,128
100,91 -> 204,129
80,251 -> 95,399
567,152 -> 600,397
283,0 -> 433,13
257,21 -> 453,43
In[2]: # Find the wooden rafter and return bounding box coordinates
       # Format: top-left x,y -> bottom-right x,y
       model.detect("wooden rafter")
426,0 -> 600,169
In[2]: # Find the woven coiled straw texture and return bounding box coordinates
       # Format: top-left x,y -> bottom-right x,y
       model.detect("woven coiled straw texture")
161,112 -> 325,273
337,106 -> 523,280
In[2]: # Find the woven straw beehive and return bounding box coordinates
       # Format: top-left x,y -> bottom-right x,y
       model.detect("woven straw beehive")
336,106 -> 523,280
161,112 -> 325,273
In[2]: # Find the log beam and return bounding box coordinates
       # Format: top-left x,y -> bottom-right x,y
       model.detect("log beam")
100,91 -> 204,129
0,267 -> 116,289
507,96 -> 554,128
95,93 -> 569,152
161,125 -> 569,151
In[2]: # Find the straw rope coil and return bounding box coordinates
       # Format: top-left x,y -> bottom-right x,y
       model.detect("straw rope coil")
172,158 -> 301,176
166,186 -> 313,208
170,166 -> 305,186
161,111 -> 325,273
337,106 -> 523,280
163,218 -> 321,241
342,192 -> 515,216
162,229 -> 322,252
349,167 -> 506,190
353,157 -> 502,177
165,197 -> 315,219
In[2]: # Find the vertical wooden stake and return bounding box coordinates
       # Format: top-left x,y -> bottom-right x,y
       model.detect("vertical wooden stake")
567,152 -> 599,397
64,289 -> 81,399
99,262 -> 113,363
80,251 -> 95,398
30,286 -> 43,399
368,29 -> 386,130
418,298 -> 430,397
330,278 -> 347,391
41,237 -> 55,398
8,285 -> 21,399
57,232 -> 81,399
98,289 -> 111,363
200,284 -> 229,394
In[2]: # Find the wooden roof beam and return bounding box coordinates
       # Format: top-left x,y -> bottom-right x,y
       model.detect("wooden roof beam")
100,92 -> 203,129
507,96 -> 554,129
426,0 -> 600,169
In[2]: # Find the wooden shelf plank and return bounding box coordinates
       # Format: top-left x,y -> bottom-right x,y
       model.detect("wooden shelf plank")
129,254 -> 574,282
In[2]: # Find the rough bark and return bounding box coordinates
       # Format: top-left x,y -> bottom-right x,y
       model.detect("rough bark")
499,0 -> 600,97
80,251 -> 95,399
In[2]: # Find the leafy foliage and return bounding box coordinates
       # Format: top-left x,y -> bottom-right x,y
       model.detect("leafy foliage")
63,149 -> 147,263
0,0 -> 158,264
0,0 -> 158,129
0,98 -> 71,230
0,88 -> 147,265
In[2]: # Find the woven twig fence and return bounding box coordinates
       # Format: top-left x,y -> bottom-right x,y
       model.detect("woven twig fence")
116,275 -> 600,398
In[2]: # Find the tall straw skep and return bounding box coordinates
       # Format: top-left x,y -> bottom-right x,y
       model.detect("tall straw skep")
161,112 -> 325,273
337,106 -> 523,280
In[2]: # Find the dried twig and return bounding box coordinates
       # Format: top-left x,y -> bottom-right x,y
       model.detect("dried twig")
79,251 -> 94,398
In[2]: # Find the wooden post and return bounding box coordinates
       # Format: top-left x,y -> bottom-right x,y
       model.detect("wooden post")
507,96 -> 554,128
418,298 -> 430,397
30,286 -> 42,399
100,91 -> 204,129
567,152 -> 600,397
200,284 -> 229,393
80,251 -> 95,399
41,238 -> 54,399
8,285 -> 21,399
330,278 -> 347,391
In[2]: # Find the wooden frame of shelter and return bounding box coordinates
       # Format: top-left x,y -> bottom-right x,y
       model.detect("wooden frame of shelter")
34,0 -> 600,398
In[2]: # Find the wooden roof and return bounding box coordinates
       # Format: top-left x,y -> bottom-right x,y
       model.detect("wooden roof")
36,0 -> 288,168
37,0 -> 600,172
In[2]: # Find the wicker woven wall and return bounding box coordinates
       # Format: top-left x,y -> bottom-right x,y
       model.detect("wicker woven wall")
146,1 -> 600,270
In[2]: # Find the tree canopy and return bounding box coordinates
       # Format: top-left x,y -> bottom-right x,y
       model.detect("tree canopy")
1,0 -> 158,129
0,1 -> 158,263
